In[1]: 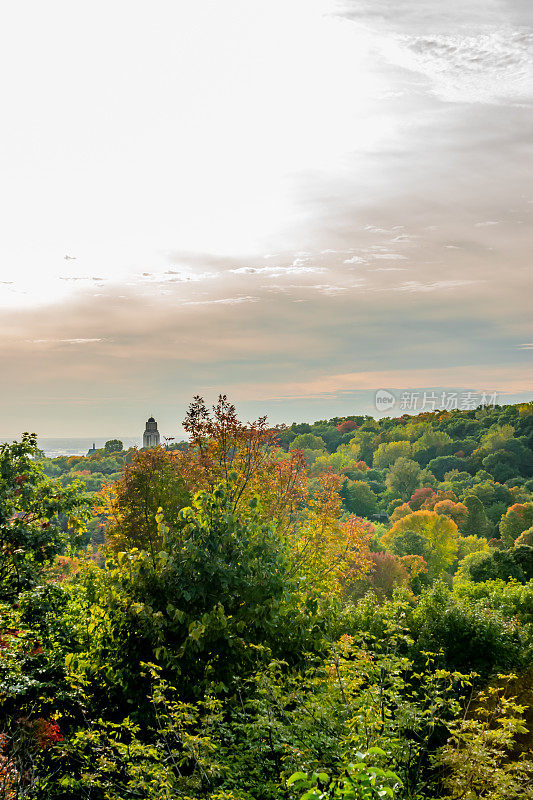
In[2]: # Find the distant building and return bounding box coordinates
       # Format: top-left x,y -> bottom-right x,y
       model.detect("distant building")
87,442 -> 97,456
143,416 -> 160,448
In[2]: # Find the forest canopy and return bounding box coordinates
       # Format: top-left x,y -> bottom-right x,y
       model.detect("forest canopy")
1,397 -> 533,799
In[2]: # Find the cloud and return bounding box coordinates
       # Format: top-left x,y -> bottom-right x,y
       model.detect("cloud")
229,364 -> 533,402
181,296 -> 259,307
339,1 -> 533,104
29,338 -> 106,345
230,265 -> 325,277
393,280 -> 481,292
371,253 -> 407,260
385,31 -> 533,104
373,267 -> 407,272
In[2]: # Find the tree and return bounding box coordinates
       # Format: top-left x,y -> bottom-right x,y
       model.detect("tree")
290,471 -> 372,594
462,495 -> 491,538
383,511 -> 459,576
386,528 -> 428,560
104,439 -> 124,454
455,535 -> 489,563
514,525 -> 533,547
312,446 -> 363,476
78,486 -> 294,709
336,420 -> 358,434
385,458 -> 423,500
341,480 -> 377,517
346,430 -> 378,465
349,551 -> 408,600
413,428 -> 452,455
433,499 -> 468,527
468,479 -> 514,518
480,423 -> 515,453
467,547 -> 530,583
481,451 -> 518,483
180,395 -> 307,526
426,456 -> 465,481
373,440 -> 413,469
409,487 -> 435,511
499,502 -> 533,547
0,434 -> 88,600
289,433 -> 328,451
100,447 -> 191,561
390,503 -> 413,523
454,550 -> 492,583
511,544 -> 533,580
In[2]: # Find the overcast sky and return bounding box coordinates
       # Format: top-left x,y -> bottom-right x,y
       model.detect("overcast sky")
1,0 -> 532,438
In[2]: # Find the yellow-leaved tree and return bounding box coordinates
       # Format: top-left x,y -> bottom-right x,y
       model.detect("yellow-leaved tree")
288,470 -> 372,595
383,510 -> 459,576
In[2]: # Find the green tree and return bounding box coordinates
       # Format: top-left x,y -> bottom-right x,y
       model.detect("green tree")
342,480 -> 378,517
413,428 -> 453,453
467,547 -> 530,583
480,423 -> 515,453
385,458 -> 423,500
77,485 -> 292,710
104,439 -> 124,454
427,455 -> 465,481
373,440 -> 413,469
462,495 -> 491,538
289,433 -> 327,451
500,502 -> 533,547
468,479 -> 514,528
0,434 -> 88,600
386,528 -> 428,559
454,550 -> 493,583
455,534 -> 489,563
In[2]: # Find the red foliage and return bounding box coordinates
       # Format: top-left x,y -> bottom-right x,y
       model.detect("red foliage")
365,551 -> 408,598
336,420 -> 358,434
399,554 -> 428,579
420,489 -> 457,511
31,719 -> 63,750
179,395 -> 308,521
15,718 -> 63,752
488,538 -> 504,549
409,487 -> 435,511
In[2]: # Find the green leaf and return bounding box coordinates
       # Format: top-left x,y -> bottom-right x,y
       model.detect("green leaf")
367,746 -> 387,757
287,772 -> 309,787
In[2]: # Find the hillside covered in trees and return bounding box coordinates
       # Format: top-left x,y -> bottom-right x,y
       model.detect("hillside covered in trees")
1,397 -> 533,799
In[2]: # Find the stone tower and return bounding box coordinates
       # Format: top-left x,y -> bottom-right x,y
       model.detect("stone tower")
143,416 -> 160,448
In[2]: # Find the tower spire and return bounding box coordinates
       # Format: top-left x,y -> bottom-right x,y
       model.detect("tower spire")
143,416 -> 160,448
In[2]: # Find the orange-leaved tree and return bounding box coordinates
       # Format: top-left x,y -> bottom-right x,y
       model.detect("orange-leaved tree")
179,395 -> 308,528
98,447 -> 190,561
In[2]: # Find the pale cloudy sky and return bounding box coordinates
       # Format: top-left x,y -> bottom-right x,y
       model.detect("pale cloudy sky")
0,0 -> 532,437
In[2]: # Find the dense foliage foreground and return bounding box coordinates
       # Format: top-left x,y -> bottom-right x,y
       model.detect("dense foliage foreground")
2,397 -> 533,799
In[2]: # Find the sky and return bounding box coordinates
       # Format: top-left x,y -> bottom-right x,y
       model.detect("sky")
0,0 -> 532,438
